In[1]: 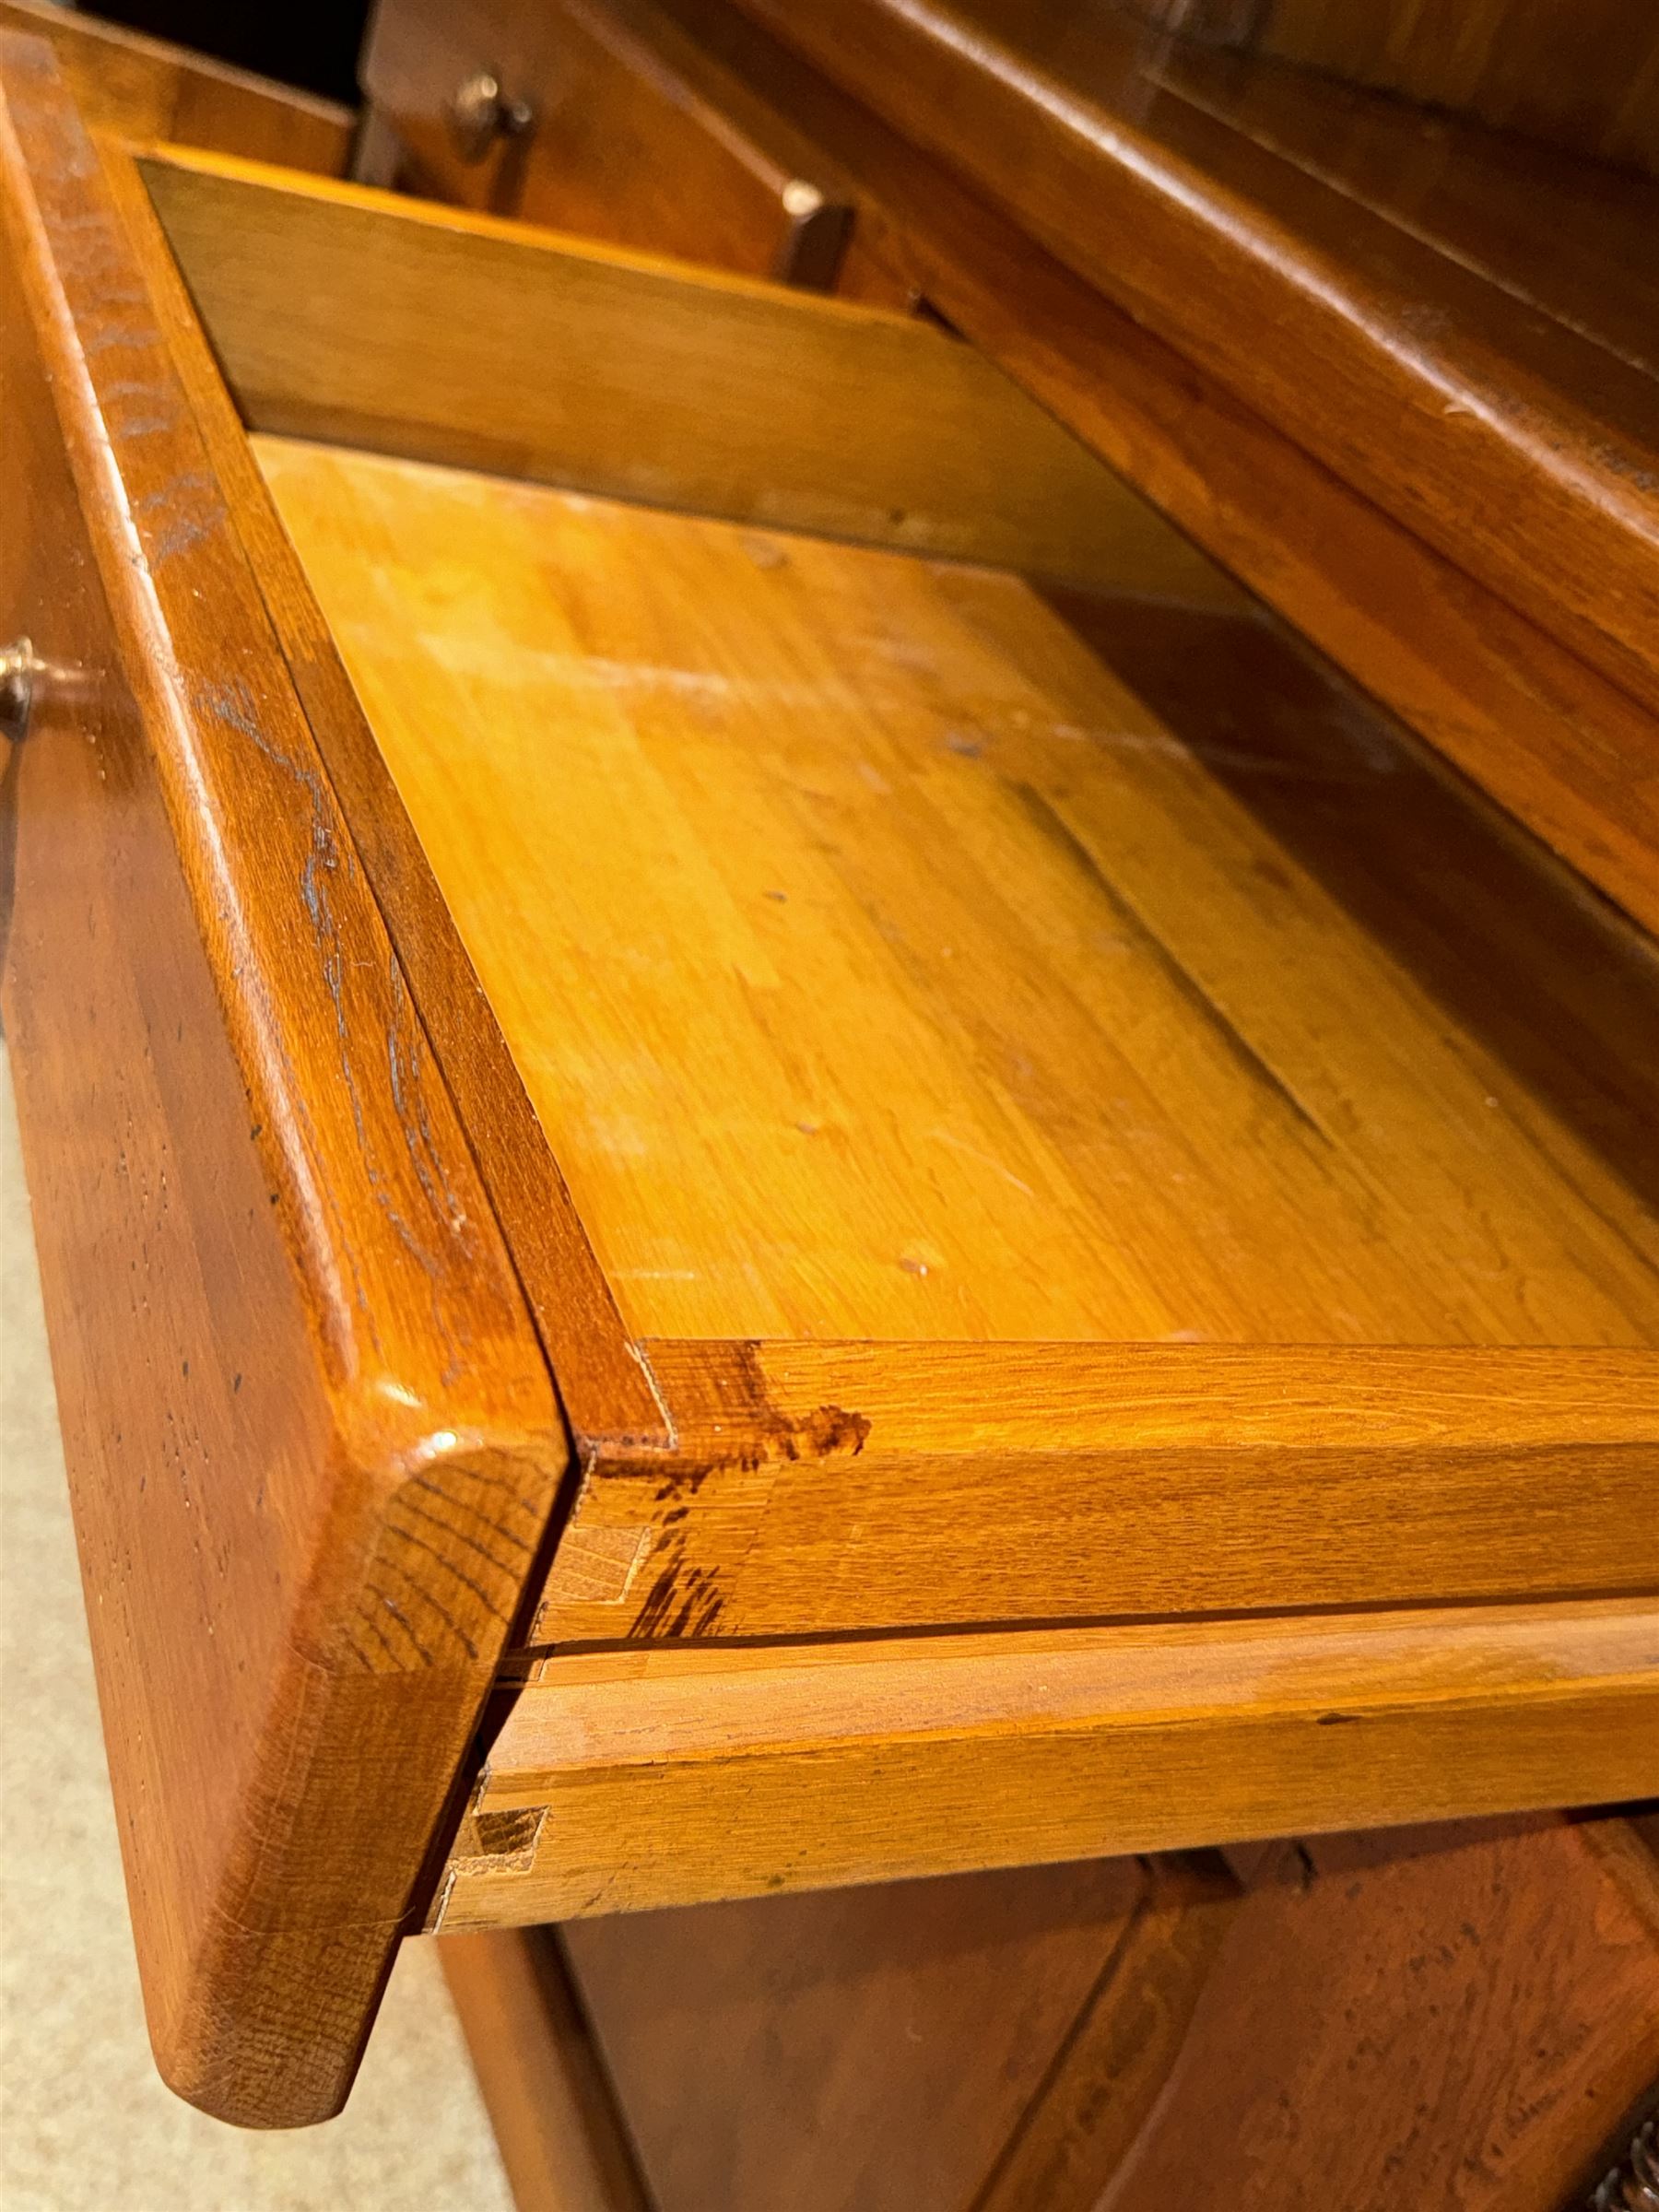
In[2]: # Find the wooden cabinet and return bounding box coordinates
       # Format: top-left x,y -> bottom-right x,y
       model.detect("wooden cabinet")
359,0 -> 913,300
1127,0 -> 1659,179
447,1816 -> 1659,2212
2,6 -> 1656,2152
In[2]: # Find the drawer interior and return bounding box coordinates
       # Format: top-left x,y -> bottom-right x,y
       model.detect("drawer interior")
125,145 -> 1659,1639
254,428 -> 1659,1353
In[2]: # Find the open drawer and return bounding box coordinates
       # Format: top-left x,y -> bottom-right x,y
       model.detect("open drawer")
1,32 -> 1655,2128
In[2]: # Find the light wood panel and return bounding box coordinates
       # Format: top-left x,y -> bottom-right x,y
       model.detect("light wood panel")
0,0 -> 351,171
0,38 -> 564,2127
528,1341 -> 1659,1641
140,147 -> 1228,603
431,1599 -> 1659,1930
257,436 -> 1659,1352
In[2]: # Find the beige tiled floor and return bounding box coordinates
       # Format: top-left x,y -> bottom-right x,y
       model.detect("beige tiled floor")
0,1041 -> 517,2211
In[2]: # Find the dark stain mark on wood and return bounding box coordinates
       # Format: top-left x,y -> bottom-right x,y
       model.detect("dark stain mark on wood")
473,1806 -> 542,1859
632,1554 -> 726,1640
613,1349 -> 871,1639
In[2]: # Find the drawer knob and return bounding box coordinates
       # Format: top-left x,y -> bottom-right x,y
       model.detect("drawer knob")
0,638 -> 41,744
448,70 -> 535,163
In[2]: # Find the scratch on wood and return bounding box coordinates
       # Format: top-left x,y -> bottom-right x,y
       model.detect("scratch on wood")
1012,780 -> 1333,1144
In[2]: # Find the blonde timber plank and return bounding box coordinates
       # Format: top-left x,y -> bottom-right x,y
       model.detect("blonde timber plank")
431,1599 -> 1659,1928
255,437 -> 1659,1351
532,1341 -> 1659,1641
137,145 -> 1230,603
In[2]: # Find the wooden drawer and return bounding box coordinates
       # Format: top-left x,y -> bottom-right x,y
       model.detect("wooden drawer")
359,0 -> 913,300
2,28 -> 1656,2131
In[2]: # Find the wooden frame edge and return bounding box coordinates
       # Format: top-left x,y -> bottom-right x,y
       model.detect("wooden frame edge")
534,1339 -> 1659,1641
0,37 -> 567,2125
132,138 -> 1243,606
433,1597 -> 1659,1929
439,1928 -> 653,2212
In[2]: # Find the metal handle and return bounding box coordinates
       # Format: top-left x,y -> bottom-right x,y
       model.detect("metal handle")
1,638 -> 40,744
447,70 -> 535,163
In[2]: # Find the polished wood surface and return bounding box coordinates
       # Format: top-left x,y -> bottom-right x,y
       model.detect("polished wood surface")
439,1931 -> 652,2212
432,1600 -> 1659,1929
7,68 -> 1659,2123
255,428 -> 1659,1644
730,0 -> 1659,726
0,0 -> 350,171
144,147 -> 1221,600
524,1342 -> 1659,1641
646,0 -> 1659,941
559,1818 -> 1659,2211
1146,31 -> 1659,380
104,146 -> 665,1448
1135,0 -> 1659,179
564,1854 -> 1153,2212
256,438 -> 1659,1353
361,0 -> 911,300
1089,1818 -> 1659,2212
0,38 -> 565,2126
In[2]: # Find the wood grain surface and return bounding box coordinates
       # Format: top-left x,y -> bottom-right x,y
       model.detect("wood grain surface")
432,1600 -> 1659,1929
0,38 -> 565,2126
729,0 -> 1659,724
361,0 -> 890,294
256,439 -> 1659,1353
528,1341 -> 1659,1641
0,0 -> 350,171
1088,1817 -> 1659,2212
563,1853 -> 1155,2212
1144,29 -> 1659,380
439,1930 -> 652,2212
479,1814 -> 1659,2212
92,136 -> 665,1450
650,0 -> 1659,939
552,1818 -> 1659,2212
141,147 -> 1227,604
1136,0 -> 1659,179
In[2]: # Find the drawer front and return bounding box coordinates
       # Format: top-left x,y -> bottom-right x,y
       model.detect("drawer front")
0,31 -> 565,2128
361,0 -> 911,295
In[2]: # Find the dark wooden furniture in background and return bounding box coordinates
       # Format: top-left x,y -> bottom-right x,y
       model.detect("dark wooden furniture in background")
1127,0 -> 1659,179
443,1814 -> 1659,2212
715,0 -> 1659,934
358,0 -> 914,300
